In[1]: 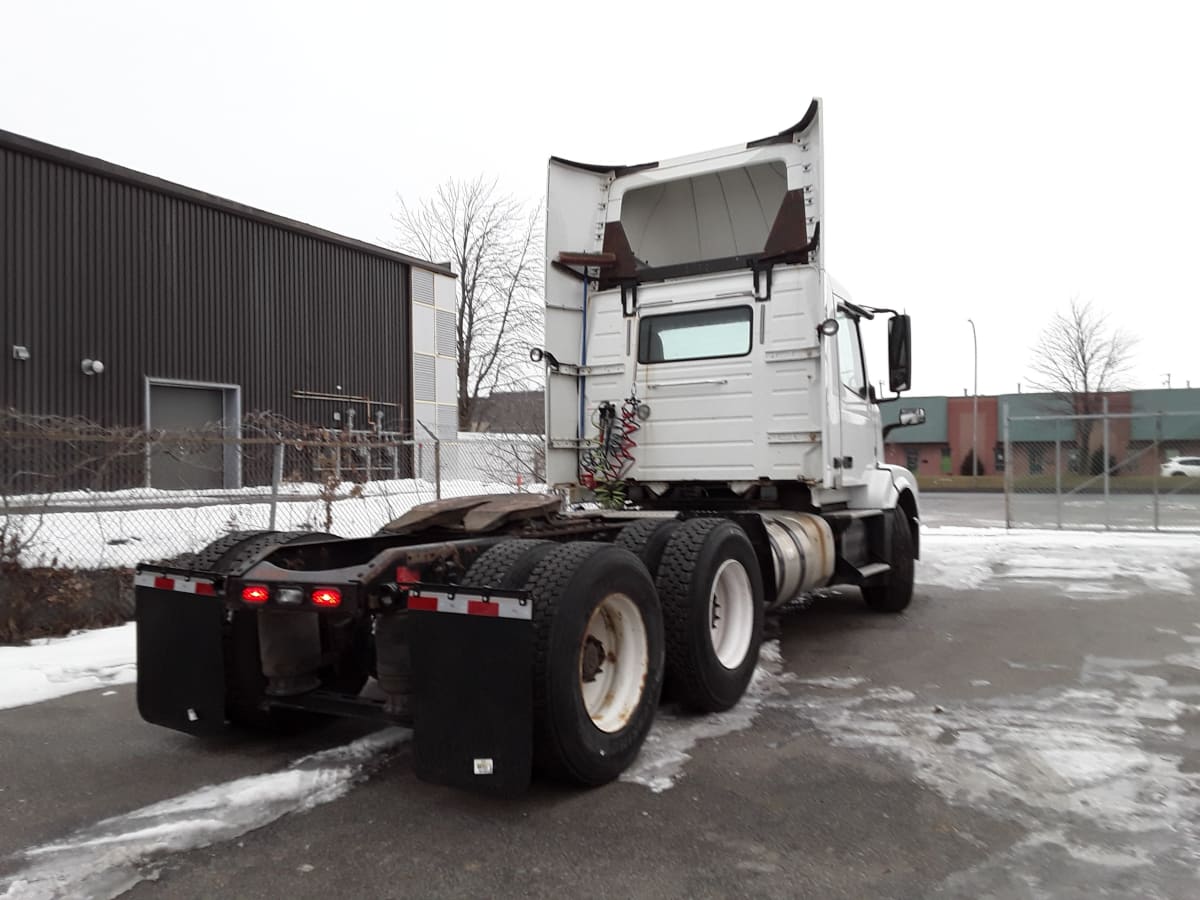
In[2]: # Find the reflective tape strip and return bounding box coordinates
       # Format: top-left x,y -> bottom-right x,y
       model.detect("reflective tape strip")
135,572 -> 217,595
408,592 -> 531,621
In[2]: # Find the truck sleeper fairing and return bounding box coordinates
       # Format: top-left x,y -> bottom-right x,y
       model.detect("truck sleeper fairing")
543,100 -> 836,490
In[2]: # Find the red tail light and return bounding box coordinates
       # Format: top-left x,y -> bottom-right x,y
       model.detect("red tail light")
241,584 -> 270,604
311,587 -> 342,608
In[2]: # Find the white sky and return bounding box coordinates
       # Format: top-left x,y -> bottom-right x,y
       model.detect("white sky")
2,0 -> 1197,397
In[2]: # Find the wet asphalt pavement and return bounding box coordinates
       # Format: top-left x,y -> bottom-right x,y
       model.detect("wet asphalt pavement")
2,525 -> 1200,899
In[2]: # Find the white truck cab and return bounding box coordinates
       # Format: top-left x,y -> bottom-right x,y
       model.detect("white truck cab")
542,98 -> 921,520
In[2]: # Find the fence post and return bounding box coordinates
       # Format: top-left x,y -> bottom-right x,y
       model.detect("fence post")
1102,395 -> 1110,531
1003,401 -> 1012,530
268,436 -> 284,530
1153,413 -> 1161,532
1055,435 -> 1062,530
434,439 -> 442,501
416,421 -> 441,501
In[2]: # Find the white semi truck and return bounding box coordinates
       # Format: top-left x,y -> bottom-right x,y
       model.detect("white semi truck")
135,98 -> 925,795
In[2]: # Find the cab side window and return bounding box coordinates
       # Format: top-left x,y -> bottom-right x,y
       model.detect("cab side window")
836,311 -> 867,397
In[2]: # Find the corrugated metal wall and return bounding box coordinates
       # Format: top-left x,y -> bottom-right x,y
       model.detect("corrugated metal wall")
1,139 -> 415,431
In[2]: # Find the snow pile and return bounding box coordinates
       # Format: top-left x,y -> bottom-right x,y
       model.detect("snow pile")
0,624 -> 136,711
0,728 -> 409,900
919,526 -> 1200,597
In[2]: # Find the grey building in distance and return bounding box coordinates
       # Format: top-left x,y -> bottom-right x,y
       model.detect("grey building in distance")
1,129 -> 458,488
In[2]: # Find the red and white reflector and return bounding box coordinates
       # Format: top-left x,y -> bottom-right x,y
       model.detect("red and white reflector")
311,587 -> 342,608
134,572 -> 217,596
407,590 -> 530,621
241,584 -> 270,604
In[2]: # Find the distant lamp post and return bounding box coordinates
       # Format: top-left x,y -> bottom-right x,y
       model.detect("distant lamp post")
967,318 -> 979,477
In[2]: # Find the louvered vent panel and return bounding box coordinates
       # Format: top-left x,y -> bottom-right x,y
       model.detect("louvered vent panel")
412,269 -> 434,305
413,353 -> 436,402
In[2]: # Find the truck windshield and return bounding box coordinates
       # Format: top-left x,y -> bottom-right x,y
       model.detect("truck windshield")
620,161 -> 788,270
638,306 -> 753,364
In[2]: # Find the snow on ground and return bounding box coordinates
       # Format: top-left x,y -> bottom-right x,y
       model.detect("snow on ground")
0,728 -> 410,900
0,624 -> 136,711
921,526 -> 1200,597
628,629 -> 1200,895
621,528 -> 1200,896
5,477 -> 524,569
778,644 -> 1200,898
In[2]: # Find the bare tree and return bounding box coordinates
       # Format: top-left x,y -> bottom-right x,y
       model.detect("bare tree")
391,177 -> 544,430
1027,298 -> 1137,460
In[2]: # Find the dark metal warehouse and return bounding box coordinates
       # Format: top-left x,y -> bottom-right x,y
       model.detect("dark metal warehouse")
1,129 -> 459,488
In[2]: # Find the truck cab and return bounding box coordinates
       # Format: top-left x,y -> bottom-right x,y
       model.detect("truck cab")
543,98 -> 919,516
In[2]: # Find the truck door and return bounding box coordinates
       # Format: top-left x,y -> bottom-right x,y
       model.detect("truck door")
832,298 -> 878,487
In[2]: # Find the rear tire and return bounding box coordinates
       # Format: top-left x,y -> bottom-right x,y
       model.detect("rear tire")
526,542 -> 664,786
464,539 -> 556,590
615,518 -> 681,577
656,518 -> 764,713
862,508 -> 916,613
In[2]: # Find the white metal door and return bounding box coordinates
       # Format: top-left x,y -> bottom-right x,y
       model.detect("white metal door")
832,301 -> 878,486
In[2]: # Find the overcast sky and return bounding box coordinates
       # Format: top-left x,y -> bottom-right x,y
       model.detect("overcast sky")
2,0 -> 1197,398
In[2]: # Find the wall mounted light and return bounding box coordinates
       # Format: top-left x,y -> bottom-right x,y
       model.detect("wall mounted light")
81,358 -> 105,375
12,345 -> 30,361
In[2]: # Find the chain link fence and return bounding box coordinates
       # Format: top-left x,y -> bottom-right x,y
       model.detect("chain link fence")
1002,403 -> 1200,532
1,410 -> 545,570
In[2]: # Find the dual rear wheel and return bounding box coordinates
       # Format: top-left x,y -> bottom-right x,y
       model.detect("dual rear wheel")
466,540 -> 664,786
625,518 -> 764,713
466,518 -> 765,786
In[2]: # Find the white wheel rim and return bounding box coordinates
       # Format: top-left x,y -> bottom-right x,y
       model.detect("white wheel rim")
709,559 -> 755,669
579,592 -> 648,734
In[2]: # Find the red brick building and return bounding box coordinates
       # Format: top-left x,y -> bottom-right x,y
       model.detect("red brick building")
882,389 -> 1200,477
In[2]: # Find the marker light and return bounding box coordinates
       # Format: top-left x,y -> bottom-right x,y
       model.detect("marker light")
276,587 -> 304,606
241,584 -> 270,604
311,587 -> 342,608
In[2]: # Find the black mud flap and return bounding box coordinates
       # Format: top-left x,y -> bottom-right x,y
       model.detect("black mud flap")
407,593 -> 533,796
136,586 -> 229,736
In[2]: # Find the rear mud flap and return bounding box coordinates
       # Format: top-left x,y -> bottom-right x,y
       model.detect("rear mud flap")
408,606 -> 533,796
135,587 -> 228,736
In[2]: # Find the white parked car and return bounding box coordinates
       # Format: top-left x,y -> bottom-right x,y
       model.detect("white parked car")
1161,457 -> 1200,477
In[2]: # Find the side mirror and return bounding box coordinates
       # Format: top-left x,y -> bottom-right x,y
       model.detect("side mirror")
881,404 -> 927,440
888,314 -> 912,393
